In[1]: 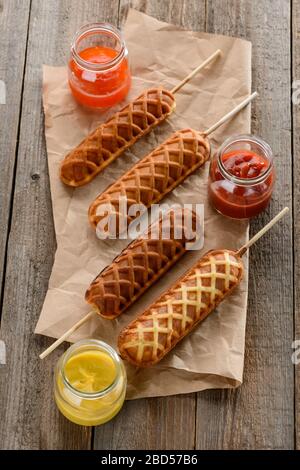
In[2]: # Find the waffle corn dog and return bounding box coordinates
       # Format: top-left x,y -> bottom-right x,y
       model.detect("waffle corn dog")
89,129 -> 210,234
85,208 -> 199,319
61,88 -> 175,187
118,249 -> 244,367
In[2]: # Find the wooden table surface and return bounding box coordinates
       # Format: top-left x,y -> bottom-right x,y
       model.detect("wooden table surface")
0,0 -> 297,450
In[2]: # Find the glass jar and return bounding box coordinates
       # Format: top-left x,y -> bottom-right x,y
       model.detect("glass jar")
54,339 -> 126,426
68,23 -> 131,108
208,134 -> 275,219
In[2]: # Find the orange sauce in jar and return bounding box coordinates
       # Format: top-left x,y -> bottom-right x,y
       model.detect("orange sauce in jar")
68,24 -> 131,108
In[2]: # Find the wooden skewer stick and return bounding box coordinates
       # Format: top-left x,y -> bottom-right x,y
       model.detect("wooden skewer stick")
203,91 -> 258,136
39,310 -> 96,360
236,207 -> 289,258
171,49 -> 221,94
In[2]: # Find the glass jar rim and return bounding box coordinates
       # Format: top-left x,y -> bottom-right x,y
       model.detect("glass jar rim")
71,23 -> 126,72
217,134 -> 273,186
61,339 -> 123,399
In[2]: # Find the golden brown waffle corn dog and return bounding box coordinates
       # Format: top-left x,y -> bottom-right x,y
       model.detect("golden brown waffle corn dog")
89,129 -> 210,234
118,249 -> 244,367
85,208 -> 198,319
60,88 -> 175,187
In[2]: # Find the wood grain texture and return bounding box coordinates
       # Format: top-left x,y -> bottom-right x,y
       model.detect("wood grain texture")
0,0 -> 31,312
292,0 -> 300,450
93,0 -> 207,451
0,0 -> 296,451
94,394 -> 196,450
0,0 -> 119,450
195,0 -> 294,450
119,0 -> 206,28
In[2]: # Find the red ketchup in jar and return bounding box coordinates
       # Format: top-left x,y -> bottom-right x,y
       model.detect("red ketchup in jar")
208,135 -> 275,219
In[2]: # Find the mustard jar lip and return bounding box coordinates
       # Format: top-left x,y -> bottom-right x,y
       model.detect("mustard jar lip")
61,339 -> 123,399
216,133 -> 274,186
71,22 -> 127,72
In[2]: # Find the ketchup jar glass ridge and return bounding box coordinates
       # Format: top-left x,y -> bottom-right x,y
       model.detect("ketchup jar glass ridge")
208,134 -> 275,219
68,23 -> 131,108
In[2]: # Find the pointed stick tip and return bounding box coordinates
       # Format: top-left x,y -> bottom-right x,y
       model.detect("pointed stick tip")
236,207 -> 289,258
39,310 -> 96,360
171,48 -> 222,94
203,90 -> 258,137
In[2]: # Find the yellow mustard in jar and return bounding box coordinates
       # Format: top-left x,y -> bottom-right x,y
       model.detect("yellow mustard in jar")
54,339 -> 126,426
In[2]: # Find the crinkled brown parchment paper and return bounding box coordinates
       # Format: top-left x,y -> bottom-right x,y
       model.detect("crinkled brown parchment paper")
35,9 -> 251,399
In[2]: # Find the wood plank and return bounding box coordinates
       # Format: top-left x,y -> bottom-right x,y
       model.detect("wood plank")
119,0 -> 206,28
95,394 -> 196,450
292,0 -> 300,450
195,0 -> 294,449
0,0 -> 119,450
0,0 -> 31,312
93,0 -> 207,450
